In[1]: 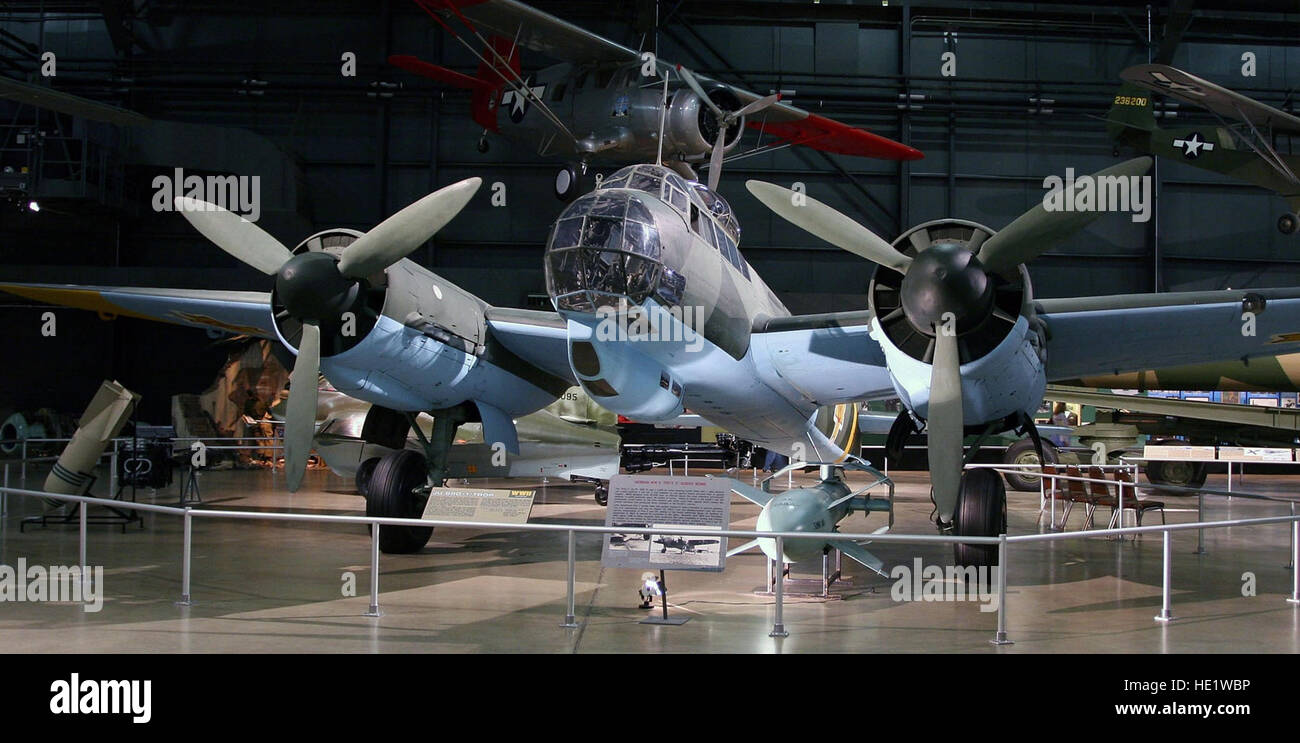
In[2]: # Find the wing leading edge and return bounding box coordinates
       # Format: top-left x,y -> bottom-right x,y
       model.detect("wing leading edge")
0,283 -> 277,338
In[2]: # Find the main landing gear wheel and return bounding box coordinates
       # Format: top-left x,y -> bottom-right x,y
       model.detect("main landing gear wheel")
365,449 -> 434,554
355,456 -> 380,497
1002,439 -> 1058,492
1145,458 -> 1208,489
555,164 -> 582,202
953,468 -> 1007,568
594,480 -> 609,506
1278,213 -> 1298,235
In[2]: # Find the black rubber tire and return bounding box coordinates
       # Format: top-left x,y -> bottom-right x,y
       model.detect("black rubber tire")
365,450 -> 433,554
555,165 -> 582,202
1145,458 -> 1208,489
594,480 -> 609,506
476,137 -> 490,154
953,469 -> 1007,568
1001,438 -> 1058,492
1279,213 -> 1298,235
354,456 -> 380,496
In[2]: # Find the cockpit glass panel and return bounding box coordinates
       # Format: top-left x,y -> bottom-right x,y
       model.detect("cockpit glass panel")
626,198 -> 653,226
581,216 -> 623,251
690,182 -> 740,242
552,217 -> 582,249
545,188 -> 667,307
668,186 -> 687,213
628,170 -> 663,195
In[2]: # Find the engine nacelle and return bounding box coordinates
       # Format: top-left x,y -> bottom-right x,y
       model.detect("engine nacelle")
273,230 -> 554,417
867,219 -> 1047,429
662,88 -> 745,161
870,314 -> 1045,427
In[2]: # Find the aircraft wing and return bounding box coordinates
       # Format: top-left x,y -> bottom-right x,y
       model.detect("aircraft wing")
1044,385 -> 1300,433
750,310 -> 897,407
421,0 -> 921,161
1040,288 -> 1300,383
0,283 -> 277,338
484,306 -> 577,384
421,0 -> 637,66
1121,64 -> 1300,134
0,75 -> 150,127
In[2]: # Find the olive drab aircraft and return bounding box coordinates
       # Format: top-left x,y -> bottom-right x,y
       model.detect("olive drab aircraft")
12,159 -> 1300,566
391,0 -> 922,198
1108,63 -> 1300,234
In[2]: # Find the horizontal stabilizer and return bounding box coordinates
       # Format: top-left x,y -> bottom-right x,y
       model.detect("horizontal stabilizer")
728,479 -> 774,507
726,539 -> 762,558
389,55 -> 494,92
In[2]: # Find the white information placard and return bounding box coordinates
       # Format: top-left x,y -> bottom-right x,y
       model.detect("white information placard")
601,475 -> 731,572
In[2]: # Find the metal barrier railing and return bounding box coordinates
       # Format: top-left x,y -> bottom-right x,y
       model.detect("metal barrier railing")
1,462 -> 1297,644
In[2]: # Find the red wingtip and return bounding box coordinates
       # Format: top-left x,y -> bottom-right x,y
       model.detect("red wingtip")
747,113 -> 924,161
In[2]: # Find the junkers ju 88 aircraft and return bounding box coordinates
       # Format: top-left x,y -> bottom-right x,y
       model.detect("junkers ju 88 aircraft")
12,158 -> 1300,567
390,0 -> 921,197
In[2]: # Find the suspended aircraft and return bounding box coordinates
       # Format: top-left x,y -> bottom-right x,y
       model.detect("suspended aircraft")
391,0 -> 921,198
1108,63 -> 1300,234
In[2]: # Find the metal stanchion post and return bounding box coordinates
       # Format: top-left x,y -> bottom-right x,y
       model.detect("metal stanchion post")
365,524 -> 382,617
3,462 -> 8,517
1155,530 -> 1173,622
1227,461 -> 1233,493
562,530 -> 579,628
1038,465 -> 1045,517
1288,502 -> 1296,571
991,534 -> 1012,645
109,441 -> 118,497
1049,471 -> 1056,529
78,502 -> 87,574
769,537 -> 788,638
1289,521 -> 1299,605
178,509 -> 193,606
1195,493 -> 1207,555
684,454 -> 689,476
20,439 -> 27,482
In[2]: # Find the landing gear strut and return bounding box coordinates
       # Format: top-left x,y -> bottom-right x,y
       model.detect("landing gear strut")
364,405 -> 470,553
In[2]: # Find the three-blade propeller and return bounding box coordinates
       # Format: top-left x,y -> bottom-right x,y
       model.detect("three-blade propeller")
175,177 -> 483,491
678,64 -> 781,191
746,156 -> 1151,516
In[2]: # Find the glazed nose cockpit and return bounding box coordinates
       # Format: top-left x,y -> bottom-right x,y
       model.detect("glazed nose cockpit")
545,164 -> 693,313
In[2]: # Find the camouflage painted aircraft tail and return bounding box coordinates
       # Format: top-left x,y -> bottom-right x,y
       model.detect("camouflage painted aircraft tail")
1105,81 -> 1158,147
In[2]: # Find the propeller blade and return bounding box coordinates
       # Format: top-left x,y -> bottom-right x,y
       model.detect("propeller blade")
728,92 -> 781,122
676,65 -> 724,118
927,330 -> 964,523
337,177 -> 483,279
174,197 -> 294,275
745,180 -> 912,271
978,156 -> 1153,275
707,127 -> 727,191
283,322 -> 321,493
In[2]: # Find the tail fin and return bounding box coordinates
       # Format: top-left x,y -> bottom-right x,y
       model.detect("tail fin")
1106,82 -> 1157,146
